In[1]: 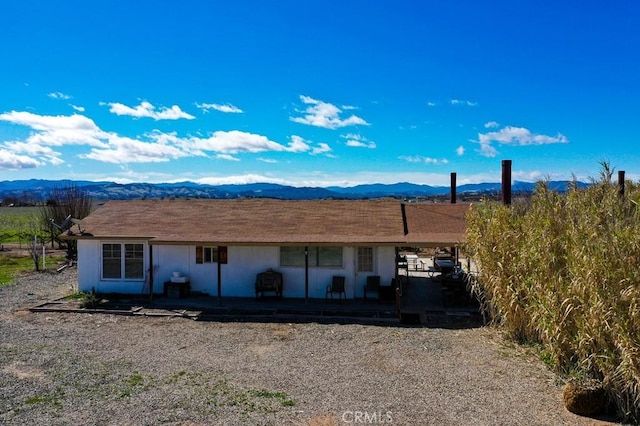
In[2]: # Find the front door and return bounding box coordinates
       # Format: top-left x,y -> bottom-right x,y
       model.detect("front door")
356,247 -> 374,298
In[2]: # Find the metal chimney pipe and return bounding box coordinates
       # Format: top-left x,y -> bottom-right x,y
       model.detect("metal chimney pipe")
450,172 -> 457,204
618,170 -> 625,197
502,160 -> 512,205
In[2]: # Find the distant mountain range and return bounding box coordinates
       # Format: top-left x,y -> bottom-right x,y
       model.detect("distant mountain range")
0,179 -> 589,202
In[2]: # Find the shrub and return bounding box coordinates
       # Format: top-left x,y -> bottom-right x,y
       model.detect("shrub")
79,288 -> 101,309
465,168 -> 640,422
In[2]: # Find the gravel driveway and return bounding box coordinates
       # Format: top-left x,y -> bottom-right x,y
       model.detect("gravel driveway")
0,269 -> 614,425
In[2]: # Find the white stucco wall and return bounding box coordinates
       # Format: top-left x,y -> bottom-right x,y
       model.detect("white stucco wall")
350,246 -> 396,298
77,241 -> 397,299
77,239 -> 149,294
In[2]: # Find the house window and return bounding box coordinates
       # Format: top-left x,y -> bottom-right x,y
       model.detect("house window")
280,246 -> 343,267
124,244 -> 144,279
357,247 -> 374,272
102,243 -> 144,280
102,243 -> 121,279
195,246 -> 218,264
279,246 -> 306,267
318,247 -> 343,267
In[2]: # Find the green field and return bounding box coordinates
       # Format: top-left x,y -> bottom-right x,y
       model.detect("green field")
0,252 -> 67,286
0,206 -> 69,285
0,206 -> 44,244
0,255 -> 37,286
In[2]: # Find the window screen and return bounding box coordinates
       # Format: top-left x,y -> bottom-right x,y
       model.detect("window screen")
124,243 -> 144,279
102,243 -> 122,279
280,246 -> 343,267
102,243 -> 144,280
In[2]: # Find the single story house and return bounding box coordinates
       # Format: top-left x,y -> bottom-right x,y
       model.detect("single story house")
68,198 -> 470,299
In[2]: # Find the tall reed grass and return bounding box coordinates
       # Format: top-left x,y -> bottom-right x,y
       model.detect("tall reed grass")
465,169 -> 640,422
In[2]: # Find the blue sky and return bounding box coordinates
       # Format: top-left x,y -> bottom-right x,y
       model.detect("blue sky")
1,1 -> 639,187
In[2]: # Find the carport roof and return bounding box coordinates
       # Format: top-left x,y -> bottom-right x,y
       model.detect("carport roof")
71,198 -> 471,247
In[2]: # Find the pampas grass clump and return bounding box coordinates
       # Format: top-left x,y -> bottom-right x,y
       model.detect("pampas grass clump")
465,163 -> 640,423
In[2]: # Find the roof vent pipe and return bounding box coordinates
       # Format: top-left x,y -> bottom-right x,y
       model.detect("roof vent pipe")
618,170 -> 625,198
502,160 -> 512,205
450,172 -> 457,204
400,203 -> 409,235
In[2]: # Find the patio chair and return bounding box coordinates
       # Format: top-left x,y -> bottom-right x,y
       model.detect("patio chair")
326,275 -> 346,303
364,275 -> 380,301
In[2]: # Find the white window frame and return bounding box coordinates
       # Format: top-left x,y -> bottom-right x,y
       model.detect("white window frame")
101,242 -> 146,281
195,245 -> 219,264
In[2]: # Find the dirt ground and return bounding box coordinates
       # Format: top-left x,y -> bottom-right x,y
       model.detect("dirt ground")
0,266 -> 619,425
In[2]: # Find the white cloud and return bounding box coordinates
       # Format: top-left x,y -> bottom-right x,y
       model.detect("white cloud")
48,91 -> 71,100
0,148 -> 42,169
0,110 -> 192,165
215,154 -> 240,161
62,167 -> 582,189
258,157 -> 278,163
484,121 -> 499,128
48,156 -> 65,166
427,101 -> 436,107
311,143 -> 333,156
476,125 -> 569,157
107,101 -> 195,120
4,141 -> 64,165
290,95 -> 369,129
286,135 -> 312,153
479,126 -> 569,146
70,104 -> 85,112
184,130 -> 307,155
82,135 -> 188,163
257,170 -> 459,188
195,102 -> 243,114
0,111 -> 99,132
0,111 -> 108,148
512,170 -> 552,182
227,171 -> 475,187
345,140 -> 371,148
342,133 -> 376,149
399,156 -> 423,163
74,169 -> 193,185
398,155 -> 449,165
456,145 -> 465,156
425,157 -> 449,165
477,142 -> 498,157
450,99 -> 478,106
195,174 -> 290,186
0,110 -> 320,168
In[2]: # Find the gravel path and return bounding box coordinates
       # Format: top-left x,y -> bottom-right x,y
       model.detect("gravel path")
0,269 -> 614,425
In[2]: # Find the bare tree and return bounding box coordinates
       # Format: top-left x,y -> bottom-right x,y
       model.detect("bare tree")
40,185 -> 92,262
27,235 -> 42,272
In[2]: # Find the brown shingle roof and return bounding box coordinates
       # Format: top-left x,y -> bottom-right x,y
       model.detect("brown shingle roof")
75,198 -> 470,246
402,202 -> 471,246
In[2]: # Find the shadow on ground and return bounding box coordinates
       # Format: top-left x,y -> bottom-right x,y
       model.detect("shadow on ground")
30,275 -> 484,329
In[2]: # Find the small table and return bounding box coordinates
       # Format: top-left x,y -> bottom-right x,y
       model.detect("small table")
164,281 -> 190,298
405,254 -> 419,270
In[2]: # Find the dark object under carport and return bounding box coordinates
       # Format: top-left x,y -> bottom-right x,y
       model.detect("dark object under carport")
255,269 -> 283,298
